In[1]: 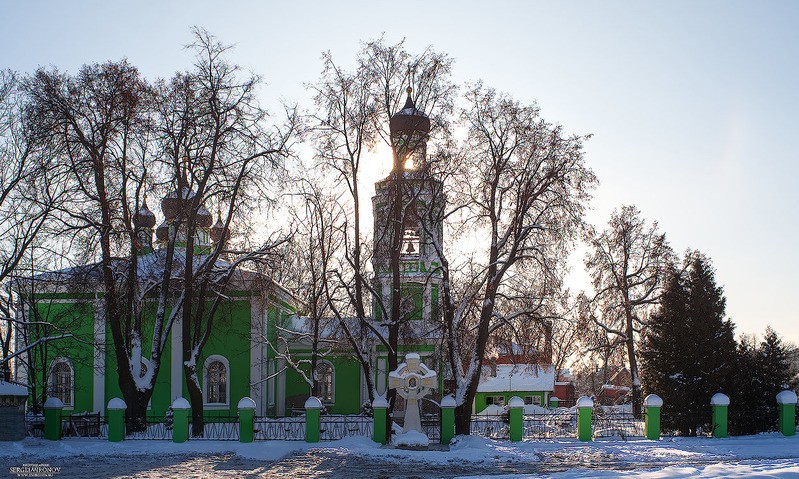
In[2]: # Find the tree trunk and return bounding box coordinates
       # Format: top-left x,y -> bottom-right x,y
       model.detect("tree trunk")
185,364 -> 205,437
126,393 -> 150,433
625,312 -> 642,418
454,403 -> 471,435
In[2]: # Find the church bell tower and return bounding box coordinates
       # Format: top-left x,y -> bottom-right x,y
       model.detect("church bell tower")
372,88 -> 445,335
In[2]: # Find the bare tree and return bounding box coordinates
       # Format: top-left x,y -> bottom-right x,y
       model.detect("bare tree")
266,179 -> 344,400
0,70 -> 67,381
585,205 -> 672,417
439,84 -> 595,433
24,58 -> 173,427
306,38 -> 455,428
155,29 -> 293,436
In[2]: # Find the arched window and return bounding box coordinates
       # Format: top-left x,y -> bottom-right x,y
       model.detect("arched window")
49,358 -> 73,407
316,361 -> 334,403
203,355 -> 229,406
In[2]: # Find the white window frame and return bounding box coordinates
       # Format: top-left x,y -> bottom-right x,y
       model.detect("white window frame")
49,357 -> 74,410
525,395 -> 542,405
202,355 -> 230,409
316,360 -> 335,405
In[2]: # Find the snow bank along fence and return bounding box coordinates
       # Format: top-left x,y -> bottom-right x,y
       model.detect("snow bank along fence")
27,390 -> 798,443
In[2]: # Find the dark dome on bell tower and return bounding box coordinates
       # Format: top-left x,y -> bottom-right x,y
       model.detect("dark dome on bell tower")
390,87 -> 431,135
389,87 -> 430,173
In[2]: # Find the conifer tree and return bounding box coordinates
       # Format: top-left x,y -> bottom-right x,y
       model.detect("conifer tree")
641,252 -> 736,435
757,327 -> 795,398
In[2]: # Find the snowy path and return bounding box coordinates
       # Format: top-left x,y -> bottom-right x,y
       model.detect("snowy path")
2,434 -> 799,478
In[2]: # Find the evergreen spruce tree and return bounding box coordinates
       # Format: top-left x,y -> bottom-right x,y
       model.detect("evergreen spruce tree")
641,252 -> 737,435
757,327 -> 795,397
727,328 -> 794,435
728,336 -> 762,435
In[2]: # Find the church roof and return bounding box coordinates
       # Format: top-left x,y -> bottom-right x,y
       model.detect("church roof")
477,364 -> 556,393
22,249 -> 295,305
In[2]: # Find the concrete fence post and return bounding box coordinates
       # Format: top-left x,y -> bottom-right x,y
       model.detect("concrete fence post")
372,396 -> 388,445
440,395 -> 456,445
43,397 -> 64,441
549,396 -> 560,409
644,394 -> 662,440
171,397 -> 191,443
508,396 -> 524,442
776,390 -> 797,437
107,398 -> 127,442
577,396 -> 593,442
305,396 -> 322,443
238,397 -> 256,443
711,393 -> 729,438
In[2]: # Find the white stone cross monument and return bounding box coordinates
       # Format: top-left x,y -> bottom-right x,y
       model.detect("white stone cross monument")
388,353 -> 437,434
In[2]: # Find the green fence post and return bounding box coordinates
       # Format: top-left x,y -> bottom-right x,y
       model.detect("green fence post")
644,394 -> 662,440
440,395 -> 456,445
372,396 -> 388,445
171,397 -> 190,443
776,390 -> 797,437
508,396 -> 524,442
577,396 -> 593,442
43,397 -> 63,441
549,396 -> 560,409
107,398 -> 127,442
711,393 -> 729,438
305,396 -> 322,443
238,397 -> 256,443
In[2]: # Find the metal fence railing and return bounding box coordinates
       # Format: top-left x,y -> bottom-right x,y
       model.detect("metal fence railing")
470,414 -> 509,439
28,405 -> 791,442
320,415 -> 372,441
728,405 -> 779,437
193,416 -> 240,441
62,412 -> 106,438
25,415 -> 44,438
125,416 -> 173,440
659,410 -> 712,437
254,417 -> 306,441
524,411 -> 577,439
421,415 -> 441,442
592,411 -> 644,439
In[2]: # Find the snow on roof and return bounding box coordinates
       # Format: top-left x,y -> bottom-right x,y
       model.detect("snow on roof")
601,384 -> 631,392
0,381 -> 28,396
477,364 -> 555,393
20,248 -> 297,306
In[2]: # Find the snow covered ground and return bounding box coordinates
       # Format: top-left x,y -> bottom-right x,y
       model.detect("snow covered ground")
2,434 -> 798,478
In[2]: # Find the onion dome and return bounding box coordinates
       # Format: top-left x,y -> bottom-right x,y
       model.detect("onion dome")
161,188 -> 196,221
210,214 -> 225,243
196,205 -> 212,228
389,87 -> 430,135
155,221 -> 169,242
133,199 -> 156,229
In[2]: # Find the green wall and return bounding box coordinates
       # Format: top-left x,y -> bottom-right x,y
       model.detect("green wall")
103,302 -> 171,416
282,353 -> 364,415
31,300 -> 95,413
182,300 -> 252,418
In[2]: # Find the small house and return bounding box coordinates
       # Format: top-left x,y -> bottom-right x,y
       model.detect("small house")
474,363 -> 555,413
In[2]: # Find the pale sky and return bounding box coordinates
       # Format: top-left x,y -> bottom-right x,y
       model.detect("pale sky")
2,1 -> 797,343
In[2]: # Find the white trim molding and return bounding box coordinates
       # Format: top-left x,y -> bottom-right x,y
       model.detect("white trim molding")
171,315 -> 182,402
93,297 -> 105,413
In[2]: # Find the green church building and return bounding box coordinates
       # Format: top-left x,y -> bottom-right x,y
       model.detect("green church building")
15,90 -> 554,422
